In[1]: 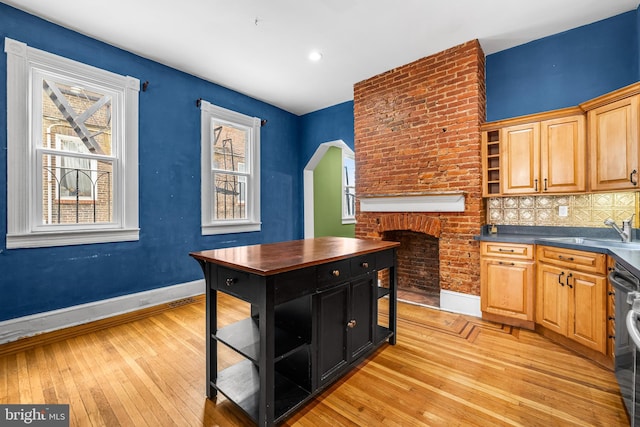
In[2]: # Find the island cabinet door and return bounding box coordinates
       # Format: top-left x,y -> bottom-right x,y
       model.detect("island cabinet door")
315,275 -> 376,387
348,275 -> 375,361
316,283 -> 349,386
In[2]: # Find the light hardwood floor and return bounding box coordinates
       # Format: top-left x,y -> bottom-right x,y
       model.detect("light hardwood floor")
0,293 -> 629,426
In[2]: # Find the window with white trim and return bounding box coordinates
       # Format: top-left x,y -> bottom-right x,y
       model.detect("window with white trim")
200,100 -> 261,235
5,38 -> 139,248
342,152 -> 356,224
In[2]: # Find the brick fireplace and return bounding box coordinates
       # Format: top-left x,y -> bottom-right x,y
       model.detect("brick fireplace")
354,40 -> 486,310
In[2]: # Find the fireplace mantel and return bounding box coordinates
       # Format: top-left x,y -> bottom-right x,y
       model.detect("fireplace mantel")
359,192 -> 465,213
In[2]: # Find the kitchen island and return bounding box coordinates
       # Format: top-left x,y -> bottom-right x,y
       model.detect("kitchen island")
190,237 -> 399,426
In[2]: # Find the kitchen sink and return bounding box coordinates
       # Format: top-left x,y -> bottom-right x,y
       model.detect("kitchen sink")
538,237 -> 640,250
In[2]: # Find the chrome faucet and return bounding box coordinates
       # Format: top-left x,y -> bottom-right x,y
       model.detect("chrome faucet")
604,214 -> 635,242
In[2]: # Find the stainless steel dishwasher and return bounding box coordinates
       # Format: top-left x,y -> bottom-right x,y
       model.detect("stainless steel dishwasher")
610,261 -> 640,426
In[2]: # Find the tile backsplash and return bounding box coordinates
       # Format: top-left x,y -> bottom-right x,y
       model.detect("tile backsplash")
487,192 -> 638,228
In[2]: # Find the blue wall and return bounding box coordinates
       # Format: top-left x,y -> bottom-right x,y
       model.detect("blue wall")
299,101 -> 354,167
0,4 -> 302,321
486,10 -> 639,121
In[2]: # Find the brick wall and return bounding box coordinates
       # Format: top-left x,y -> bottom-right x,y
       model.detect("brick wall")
354,40 -> 486,295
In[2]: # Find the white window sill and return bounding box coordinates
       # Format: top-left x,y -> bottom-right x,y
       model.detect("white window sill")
6,228 -> 140,249
202,222 -> 261,235
342,217 -> 356,225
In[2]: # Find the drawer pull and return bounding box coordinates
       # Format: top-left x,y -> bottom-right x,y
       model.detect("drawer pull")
566,273 -> 573,288
498,261 -> 515,266
558,255 -> 574,261
225,278 -> 237,287
558,271 -> 565,285
347,320 -> 357,329
631,169 -> 638,186
331,270 -> 340,277
361,262 -> 369,268
498,248 -> 515,253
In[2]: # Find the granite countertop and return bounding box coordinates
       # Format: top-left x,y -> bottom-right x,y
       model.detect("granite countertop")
475,225 -> 640,277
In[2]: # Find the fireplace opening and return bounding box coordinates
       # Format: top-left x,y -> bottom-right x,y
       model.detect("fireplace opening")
382,230 -> 440,307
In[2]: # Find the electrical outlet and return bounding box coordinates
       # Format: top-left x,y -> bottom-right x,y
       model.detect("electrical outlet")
558,206 -> 569,217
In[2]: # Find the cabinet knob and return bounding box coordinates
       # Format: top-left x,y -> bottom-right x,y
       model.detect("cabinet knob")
361,262 -> 369,268
347,319 -> 357,329
332,270 -> 340,277
225,278 -> 236,286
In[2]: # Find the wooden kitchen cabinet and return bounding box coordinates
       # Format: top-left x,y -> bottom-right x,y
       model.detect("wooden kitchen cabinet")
583,94 -> 640,191
501,122 -> 540,194
502,114 -> 585,195
481,108 -> 586,196
480,242 -> 535,328
536,246 -> 607,354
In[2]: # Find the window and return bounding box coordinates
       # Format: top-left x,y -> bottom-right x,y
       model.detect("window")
200,100 -> 261,235
5,38 -> 139,248
342,152 -> 356,224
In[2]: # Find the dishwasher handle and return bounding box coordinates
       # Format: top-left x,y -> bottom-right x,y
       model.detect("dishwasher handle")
627,308 -> 640,349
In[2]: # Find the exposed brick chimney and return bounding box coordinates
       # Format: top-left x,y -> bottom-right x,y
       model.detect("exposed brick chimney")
354,40 -> 486,296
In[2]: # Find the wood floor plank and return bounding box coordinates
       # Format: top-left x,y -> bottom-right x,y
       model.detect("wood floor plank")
0,293 -> 629,426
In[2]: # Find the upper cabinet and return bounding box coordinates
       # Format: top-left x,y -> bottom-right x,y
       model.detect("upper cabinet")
482,82 -> 640,197
482,109 -> 586,196
581,91 -> 640,191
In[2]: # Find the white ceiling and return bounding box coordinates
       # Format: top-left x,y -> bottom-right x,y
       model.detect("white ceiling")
4,0 -> 640,115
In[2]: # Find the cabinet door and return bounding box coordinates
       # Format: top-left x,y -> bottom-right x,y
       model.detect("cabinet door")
536,263 -> 568,335
349,276 -> 375,360
540,115 -> 586,193
567,271 -> 606,353
588,95 -> 640,191
316,284 -> 349,385
501,122 -> 540,194
481,259 -> 534,321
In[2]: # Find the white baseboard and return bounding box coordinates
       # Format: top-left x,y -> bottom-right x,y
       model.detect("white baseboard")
0,279 -> 205,345
439,289 -> 481,317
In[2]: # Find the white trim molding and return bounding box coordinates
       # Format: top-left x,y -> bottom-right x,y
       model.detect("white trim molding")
0,280 -> 205,345
359,193 -> 465,213
439,289 -> 481,317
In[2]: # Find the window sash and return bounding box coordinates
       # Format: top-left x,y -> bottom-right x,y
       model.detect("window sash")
5,37 -> 139,249
200,100 -> 261,235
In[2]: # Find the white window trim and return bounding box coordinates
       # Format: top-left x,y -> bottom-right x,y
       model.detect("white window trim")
5,37 -> 139,249
200,100 -> 261,235
342,151 -> 356,225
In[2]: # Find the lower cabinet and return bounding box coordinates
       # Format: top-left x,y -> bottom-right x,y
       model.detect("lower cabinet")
480,242 -> 535,328
316,275 -> 375,386
536,246 -> 607,354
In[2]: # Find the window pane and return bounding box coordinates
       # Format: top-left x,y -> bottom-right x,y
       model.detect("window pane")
42,154 -> 113,224
213,173 -> 247,220
42,79 -> 113,156
212,122 -> 247,172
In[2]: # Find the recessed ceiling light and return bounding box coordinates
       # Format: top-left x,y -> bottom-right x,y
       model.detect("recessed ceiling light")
308,51 -> 323,62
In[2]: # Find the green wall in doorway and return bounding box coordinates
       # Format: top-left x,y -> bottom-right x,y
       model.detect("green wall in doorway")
314,147 -> 355,237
